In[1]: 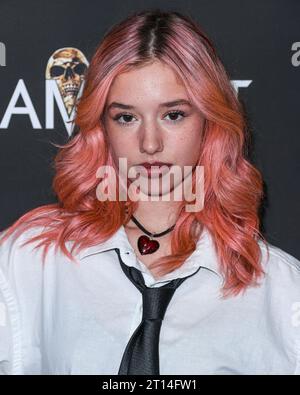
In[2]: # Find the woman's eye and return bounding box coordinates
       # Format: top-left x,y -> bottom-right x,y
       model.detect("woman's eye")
165,110 -> 186,123
112,110 -> 186,127
113,113 -> 136,126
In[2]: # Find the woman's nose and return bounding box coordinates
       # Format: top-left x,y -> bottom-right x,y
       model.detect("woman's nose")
139,123 -> 164,154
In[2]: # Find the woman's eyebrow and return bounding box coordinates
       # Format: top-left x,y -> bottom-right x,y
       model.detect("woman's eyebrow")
107,99 -> 192,111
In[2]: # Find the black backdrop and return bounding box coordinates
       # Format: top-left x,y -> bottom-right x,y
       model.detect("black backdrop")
0,0 -> 299,260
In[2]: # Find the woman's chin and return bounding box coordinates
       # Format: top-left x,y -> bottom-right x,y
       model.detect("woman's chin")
130,181 -> 177,200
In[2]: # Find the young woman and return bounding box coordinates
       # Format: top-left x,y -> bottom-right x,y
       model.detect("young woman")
0,9 -> 299,375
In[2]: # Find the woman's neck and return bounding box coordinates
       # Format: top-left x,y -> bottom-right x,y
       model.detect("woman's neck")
126,200 -> 183,233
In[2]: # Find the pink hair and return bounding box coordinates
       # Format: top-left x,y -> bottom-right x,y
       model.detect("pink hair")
0,9 -> 269,297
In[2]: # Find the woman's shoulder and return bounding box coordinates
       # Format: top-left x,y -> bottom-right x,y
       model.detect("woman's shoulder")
259,238 -> 300,275
0,224 -> 72,290
257,238 -> 300,296
0,225 -> 47,274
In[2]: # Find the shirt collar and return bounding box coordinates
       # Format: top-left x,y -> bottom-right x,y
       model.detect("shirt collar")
77,224 -> 223,282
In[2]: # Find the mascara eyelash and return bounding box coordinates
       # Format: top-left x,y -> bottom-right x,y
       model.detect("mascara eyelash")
113,110 -> 187,126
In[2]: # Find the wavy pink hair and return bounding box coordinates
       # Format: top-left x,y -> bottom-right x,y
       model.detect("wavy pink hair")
0,9 -> 269,297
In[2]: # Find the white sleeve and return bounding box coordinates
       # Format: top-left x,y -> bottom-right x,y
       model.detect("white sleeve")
0,229 -> 23,375
0,265 -> 22,374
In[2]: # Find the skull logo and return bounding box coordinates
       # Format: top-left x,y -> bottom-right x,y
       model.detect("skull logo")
46,47 -> 89,116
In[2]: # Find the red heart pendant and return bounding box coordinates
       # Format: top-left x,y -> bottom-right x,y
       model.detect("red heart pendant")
137,235 -> 160,255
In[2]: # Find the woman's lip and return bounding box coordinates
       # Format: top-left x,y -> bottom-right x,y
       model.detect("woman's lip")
137,164 -> 172,178
138,163 -> 172,168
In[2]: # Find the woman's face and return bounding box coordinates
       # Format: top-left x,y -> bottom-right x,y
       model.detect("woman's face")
103,60 -> 205,197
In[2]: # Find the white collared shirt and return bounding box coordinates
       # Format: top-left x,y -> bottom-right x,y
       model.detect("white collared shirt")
0,224 -> 300,375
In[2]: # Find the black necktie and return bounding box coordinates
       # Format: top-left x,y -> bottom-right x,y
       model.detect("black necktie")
115,249 -> 201,375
